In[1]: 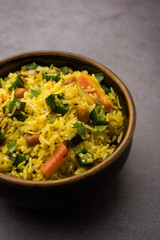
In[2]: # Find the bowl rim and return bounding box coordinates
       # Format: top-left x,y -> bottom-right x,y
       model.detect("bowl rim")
0,51 -> 136,187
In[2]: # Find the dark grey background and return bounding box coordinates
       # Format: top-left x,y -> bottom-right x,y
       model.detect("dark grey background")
0,0 -> 159,239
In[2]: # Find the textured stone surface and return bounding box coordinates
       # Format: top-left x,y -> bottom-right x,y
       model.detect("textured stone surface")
0,0 -> 160,239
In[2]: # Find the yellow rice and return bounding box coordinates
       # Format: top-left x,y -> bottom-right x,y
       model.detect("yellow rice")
0,64 -> 124,180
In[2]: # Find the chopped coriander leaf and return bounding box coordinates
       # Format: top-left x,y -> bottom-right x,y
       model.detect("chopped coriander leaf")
73,122 -> 86,141
71,134 -> 84,146
15,154 -> 28,166
8,75 -> 24,91
95,73 -> 104,83
12,165 -> 17,171
4,98 -> 26,121
102,85 -> 110,94
61,66 -> 69,75
25,62 -> 38,70
49,116 -> 56,123
0,131 -> 6,145
7,140 -> 17,153
94,125 -> 107,132
71,122 -> 86,146
30,87 -> 41,99
10,153 -> 28,166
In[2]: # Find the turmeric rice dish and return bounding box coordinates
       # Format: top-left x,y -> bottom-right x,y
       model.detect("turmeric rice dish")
0,62 -> 124,180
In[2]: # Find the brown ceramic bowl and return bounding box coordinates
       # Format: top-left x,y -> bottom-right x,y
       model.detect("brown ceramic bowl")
0,51 -> 136,208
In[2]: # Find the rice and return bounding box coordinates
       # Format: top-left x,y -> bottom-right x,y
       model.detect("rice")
0,63 -> 124,180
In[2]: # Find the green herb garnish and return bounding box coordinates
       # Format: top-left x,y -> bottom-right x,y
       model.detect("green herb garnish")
49,116 -> 56,123
102,85 -> 110,94
61,66 -> 69,75
4,98 -> 26,121
71,122 -> 87,146
11,165 -> 17,171
95,73 -> 104,83
73,122 -> 86,141
10,153 -> 28,166
30,87 -> 41,99
25,62 -> 38,70
7,140 -> 17,153
93,125 -> 107,132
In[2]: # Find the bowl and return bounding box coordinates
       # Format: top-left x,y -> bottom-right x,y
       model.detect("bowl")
0,51 -> 136,208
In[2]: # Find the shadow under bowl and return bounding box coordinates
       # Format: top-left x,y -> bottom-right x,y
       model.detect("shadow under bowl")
0,51 -> 136,208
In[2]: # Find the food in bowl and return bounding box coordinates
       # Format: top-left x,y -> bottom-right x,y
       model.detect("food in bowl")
0,62 -> 124,180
